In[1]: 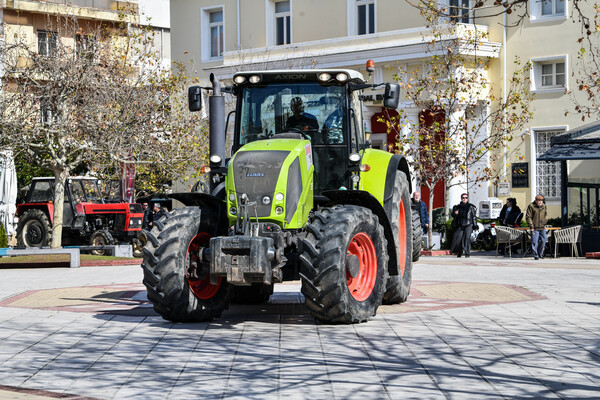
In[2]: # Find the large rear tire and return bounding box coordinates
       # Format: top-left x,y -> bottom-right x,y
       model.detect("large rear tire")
412,207 -> 422,261
382,173 -> 414,305
141,207 -> 229,322
299,205 -> 388,324
16,209 -> 52,247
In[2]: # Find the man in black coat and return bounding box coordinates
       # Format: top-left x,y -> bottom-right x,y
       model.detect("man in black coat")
451,193 -> 478,257
142,202 -> 152,230
152,203 -> 166,224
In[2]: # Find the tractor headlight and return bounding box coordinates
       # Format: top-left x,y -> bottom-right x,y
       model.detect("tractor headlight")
229,193 -> 236,202
275,192 -> 284,202
210,154 -> 222,165
234,75 -> 246,84
262,195 -> 271,205
318,72 -> 331,81
336,73 -> 348,82
275,206 -> 284,215
249,75 -> 262,84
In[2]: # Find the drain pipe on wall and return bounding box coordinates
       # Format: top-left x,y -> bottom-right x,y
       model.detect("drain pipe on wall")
237,0 -> 241,50
501,9 -> 508,195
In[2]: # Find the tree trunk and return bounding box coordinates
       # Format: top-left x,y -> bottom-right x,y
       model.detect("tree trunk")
428,189 -> 434,249
50,170 -> 69,248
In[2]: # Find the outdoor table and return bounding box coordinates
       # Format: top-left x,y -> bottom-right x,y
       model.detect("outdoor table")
516,226 -> 561,257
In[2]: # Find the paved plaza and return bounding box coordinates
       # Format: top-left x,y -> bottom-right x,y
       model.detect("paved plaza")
0,254 -> 598,399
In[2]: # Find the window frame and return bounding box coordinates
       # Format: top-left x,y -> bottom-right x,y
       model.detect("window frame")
275,1 -> 291,46
356,0 -> 375,35
530,0 -> 567,22
201,5 -> 225,61
530,56 -> 568,93
75,33 -> 97,59
533,128 -> 566,202
448,0 -> 470,24
347,0 -> 376,36
37,30 -> 58,57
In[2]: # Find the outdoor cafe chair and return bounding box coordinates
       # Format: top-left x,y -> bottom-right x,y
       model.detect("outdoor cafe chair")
553,225 -> 583,258
495,226 -> 524,258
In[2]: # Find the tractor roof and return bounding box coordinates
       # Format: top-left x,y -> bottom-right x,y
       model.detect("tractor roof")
31,176 -> 98,181
233,69 -> 366,84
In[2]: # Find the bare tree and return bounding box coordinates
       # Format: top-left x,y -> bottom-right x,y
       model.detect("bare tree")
406,0 -> 600,121
391,17 -> 533,247
0,14 -> 207,248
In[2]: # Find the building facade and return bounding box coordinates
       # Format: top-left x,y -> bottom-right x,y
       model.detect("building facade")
0,0 -> 170,76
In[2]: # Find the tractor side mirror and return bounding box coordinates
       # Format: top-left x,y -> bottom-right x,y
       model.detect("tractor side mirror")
188,86 -> 203,112
383,83 -> 400,109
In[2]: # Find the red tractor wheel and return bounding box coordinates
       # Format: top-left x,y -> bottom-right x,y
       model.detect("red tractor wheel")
300,205 -> 388,323
186,232 -> 222,300
346,232 -> 378,302
141,207 -> 229,322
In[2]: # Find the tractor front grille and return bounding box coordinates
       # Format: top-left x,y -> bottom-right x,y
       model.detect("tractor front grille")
232,150 -> 289,217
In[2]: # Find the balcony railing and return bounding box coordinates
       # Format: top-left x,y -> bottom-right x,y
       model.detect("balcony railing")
21,0 -> 138,14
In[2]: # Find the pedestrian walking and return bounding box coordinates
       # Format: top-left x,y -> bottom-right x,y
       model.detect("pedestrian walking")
451,193 -> 478,257
412,191 -> 429,234
526,194 -> 548,260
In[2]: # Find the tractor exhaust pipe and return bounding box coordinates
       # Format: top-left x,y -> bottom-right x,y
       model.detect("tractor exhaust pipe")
208,73 -> 226,194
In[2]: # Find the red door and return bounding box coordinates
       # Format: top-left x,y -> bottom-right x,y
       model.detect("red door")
418,108 -> 446,209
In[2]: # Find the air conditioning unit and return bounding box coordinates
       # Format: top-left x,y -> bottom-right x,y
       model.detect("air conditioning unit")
479,197 -> 503,219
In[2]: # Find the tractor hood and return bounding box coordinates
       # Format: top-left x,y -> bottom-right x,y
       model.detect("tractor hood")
225,138 -> 314,229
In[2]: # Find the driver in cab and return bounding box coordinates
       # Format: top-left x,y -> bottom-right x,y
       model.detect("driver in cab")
285,97 -> 319,132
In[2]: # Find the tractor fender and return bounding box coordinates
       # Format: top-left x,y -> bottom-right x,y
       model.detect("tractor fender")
322,189 -> 395,273
381,155 -> 412,276
15,204 -> 54,224
383,154 -> 411,219
168,192 -> 228,236
358,152 -> 411,276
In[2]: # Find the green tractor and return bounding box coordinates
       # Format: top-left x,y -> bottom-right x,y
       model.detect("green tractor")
141,67 -> 421,323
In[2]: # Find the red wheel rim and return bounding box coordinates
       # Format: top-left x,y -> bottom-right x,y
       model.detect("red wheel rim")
398,198 -> 407,275
186,232 -> 221,300
346,232 -> 377,301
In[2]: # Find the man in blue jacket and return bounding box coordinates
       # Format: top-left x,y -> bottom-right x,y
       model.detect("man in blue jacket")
412,192 -> 429,234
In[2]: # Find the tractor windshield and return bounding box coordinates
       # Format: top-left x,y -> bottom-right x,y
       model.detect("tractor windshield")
237,83 -> 346,146
70,180 -> 103,203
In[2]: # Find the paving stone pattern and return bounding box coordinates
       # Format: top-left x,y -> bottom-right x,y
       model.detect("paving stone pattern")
0,256 -> 598,399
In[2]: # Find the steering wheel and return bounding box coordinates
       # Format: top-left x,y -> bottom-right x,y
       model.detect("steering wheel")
288,128 -> 313,141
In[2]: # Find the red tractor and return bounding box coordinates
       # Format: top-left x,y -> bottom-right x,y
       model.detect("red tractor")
15,177 -> 143,248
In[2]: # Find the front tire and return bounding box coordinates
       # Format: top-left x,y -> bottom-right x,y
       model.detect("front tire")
89,230 -> 114,256
16,209 -> 52,247
141,207 -> 229,322
299,205 -> 388,324
382,173 -> 415,305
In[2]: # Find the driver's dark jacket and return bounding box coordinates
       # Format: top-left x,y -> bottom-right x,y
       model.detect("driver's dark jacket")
452,202 -> 477,228
285,113 -> 318,131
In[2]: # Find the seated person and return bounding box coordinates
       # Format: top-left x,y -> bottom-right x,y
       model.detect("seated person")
285,97 -> 319,132
499,197 -> 522,227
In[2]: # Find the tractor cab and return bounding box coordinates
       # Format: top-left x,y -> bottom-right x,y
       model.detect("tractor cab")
230,70 -> 396,195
